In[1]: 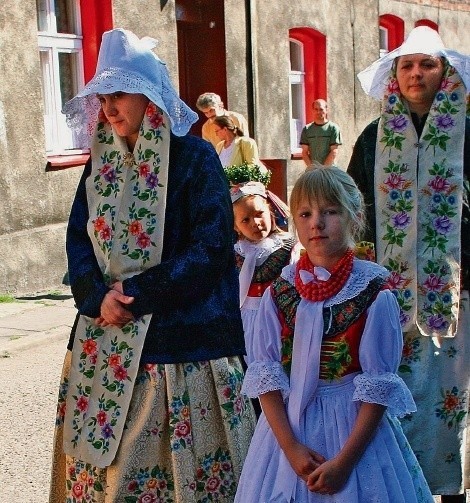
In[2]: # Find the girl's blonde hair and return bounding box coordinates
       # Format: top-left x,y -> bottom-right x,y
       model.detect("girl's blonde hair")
290,165 -> 365,243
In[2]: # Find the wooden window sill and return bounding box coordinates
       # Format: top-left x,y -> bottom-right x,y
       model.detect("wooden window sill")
45,153 -> 90,171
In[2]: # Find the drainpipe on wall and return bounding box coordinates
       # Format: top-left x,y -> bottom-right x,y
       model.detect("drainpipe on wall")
245,0 -> 257,139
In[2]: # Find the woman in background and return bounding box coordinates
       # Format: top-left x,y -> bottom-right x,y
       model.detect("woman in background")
214,115 -> 262,168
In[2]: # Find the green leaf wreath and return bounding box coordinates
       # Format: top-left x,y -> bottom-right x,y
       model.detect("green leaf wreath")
223,161 -> 271,187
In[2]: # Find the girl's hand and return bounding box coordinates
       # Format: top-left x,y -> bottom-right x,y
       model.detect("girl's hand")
306,402 -> 386,494
283,441 -> 326,481
306,457 -> 352,495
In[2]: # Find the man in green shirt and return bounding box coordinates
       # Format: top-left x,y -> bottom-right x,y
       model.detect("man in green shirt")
300,99 -> 342,167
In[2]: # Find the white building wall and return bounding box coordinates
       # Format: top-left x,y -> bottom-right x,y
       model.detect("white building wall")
0,0 -> 468,294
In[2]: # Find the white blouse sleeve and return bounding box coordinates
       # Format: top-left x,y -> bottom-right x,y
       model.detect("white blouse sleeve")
353,289 -> 416,417
241,288 -> 290,399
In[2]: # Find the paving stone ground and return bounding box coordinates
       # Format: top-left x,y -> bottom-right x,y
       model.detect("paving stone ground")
0,333 -> 68,503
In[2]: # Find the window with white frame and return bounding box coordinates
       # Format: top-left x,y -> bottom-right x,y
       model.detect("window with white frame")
289,39 -> 305,155
37,0 -> 84,154
379,26 -> 389,57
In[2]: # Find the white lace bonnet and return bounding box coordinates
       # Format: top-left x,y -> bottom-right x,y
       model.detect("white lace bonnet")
357,26 -> 470,100
62,28 -> 198,148
230,181 -> 267,204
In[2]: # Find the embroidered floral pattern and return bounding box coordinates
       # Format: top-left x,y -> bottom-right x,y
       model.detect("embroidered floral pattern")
376,63 -> 465,335
100,334 -> 135,396
131,149 -> 164,204
379,160 -> 414,252
320,338 -> 352,380
64,108 -> 169,466
92,203 -> 115,257
67,321 -> 146,458
194,401 -> 212,421
355,241 -> 376,262
145,103 -> 166,139
118,201 -> 158,265
435,386 -> 467,430
219,366 -> 248,430
79,324 -> 103,376
169,390 -> 194,450
323,276 -> 384,337
136,363 -> 166,385
384,257 -> 414,327
124,465 -> 175,502
183,361 -> 205,377
65,460 -> 105,502
144,420 -> 163,439
185,448 -> 236,502
67,323 -> 132,453
272,274 -> 382,379
55,376 -> 69,426
418,259 -> 455,331
93,147 -> 125,198
380,96 -> 409,150
270,278 -> 300,376
424,80 -> 461,153
399,334 -> 422,374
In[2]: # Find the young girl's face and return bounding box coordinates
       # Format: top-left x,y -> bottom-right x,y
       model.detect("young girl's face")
233,195 -> 273,242
293,198 -> 351,269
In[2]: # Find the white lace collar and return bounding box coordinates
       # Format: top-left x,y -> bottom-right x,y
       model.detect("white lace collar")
281,259 -> 389,307
235,234 -> 285,266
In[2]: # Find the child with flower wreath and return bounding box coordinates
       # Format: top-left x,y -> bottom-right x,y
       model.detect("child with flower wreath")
226,163 -> 298,374
235,166 -> 433,502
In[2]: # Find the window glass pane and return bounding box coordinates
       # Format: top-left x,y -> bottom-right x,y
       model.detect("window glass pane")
379,27 -> 388,55
55,0 -> 76,34
40,50 -> 54,151
37,0 -> 83,153
291,83 -> 303,120
36,0 -> 48,31
58,52 -> 78,106
40,51 -> 52,114
289,40 -> 303,72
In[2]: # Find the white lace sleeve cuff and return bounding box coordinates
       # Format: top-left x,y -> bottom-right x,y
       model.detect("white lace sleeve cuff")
353,372 -> 417,418
241,361 -> 290,399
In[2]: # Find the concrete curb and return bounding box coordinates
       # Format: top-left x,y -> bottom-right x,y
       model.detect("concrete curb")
0,289 -> 75,357
0,325 -> 70,357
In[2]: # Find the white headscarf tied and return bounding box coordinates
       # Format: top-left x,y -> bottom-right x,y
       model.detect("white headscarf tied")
358,26 -> 470,100
62,28 -> 198,148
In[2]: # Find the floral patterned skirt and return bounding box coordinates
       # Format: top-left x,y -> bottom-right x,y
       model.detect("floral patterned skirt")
49,351 -> 256,503
398,291 -> 469,495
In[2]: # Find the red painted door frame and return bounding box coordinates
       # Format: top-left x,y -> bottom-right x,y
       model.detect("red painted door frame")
176,0 -> 227,136
80,0 -> 113,83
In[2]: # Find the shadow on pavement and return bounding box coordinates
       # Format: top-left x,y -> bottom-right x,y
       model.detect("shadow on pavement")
15,293 -> 73,301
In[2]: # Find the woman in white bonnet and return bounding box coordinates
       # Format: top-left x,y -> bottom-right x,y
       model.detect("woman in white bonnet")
49,28 -> 255,502
348,26 -> 470,501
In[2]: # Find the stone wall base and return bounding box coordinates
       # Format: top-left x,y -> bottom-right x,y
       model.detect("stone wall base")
0,223 -> 68,296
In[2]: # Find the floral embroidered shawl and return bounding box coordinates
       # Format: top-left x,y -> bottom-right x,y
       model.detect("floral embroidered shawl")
63,103 -> 169,467
375,63 -> 466,337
